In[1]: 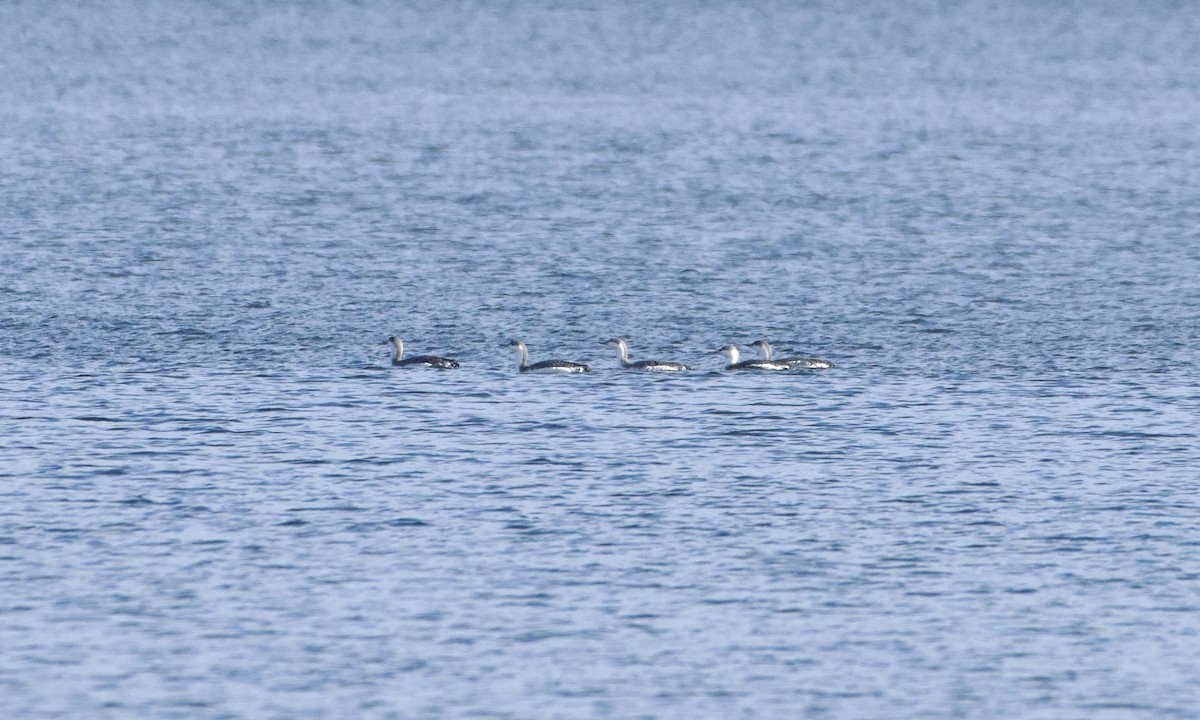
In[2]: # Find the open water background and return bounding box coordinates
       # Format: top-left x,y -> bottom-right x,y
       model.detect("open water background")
3,1 -> 1200,718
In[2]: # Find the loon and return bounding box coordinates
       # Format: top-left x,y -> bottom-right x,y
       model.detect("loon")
750,340 -> 834,369
716,344 -> 791,371
388,336 -> 461,368
507,340 -> 591,374
603,338 -> 689,371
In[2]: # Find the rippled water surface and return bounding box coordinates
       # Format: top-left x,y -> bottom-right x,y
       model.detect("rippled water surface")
3,2 -> 1200,718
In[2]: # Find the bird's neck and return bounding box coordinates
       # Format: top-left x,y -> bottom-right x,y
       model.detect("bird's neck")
615,343 -> 631,367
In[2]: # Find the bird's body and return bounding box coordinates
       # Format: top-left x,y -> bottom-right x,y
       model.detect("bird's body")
604,338 -> 689,371
716,344 -> 792,371
750,340 -> 834,369
507,340 -> 591,374
389,337 -> 460,368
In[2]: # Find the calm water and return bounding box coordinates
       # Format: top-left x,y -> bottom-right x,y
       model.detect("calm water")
3,1 -> 1200,718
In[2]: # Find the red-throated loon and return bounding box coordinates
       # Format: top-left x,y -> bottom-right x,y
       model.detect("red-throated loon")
507,340 -> 591,374
603,338 -> 689,371
749,340 -> 834,369
716,344 -> 791,371
388,337 -> 460,368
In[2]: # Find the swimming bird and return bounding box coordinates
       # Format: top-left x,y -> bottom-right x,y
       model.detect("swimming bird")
749,340 -> 834,369
716,344 -> 792,371
507,340 -> 591,373
603,338 -> 689,371
388,336 -> 460,368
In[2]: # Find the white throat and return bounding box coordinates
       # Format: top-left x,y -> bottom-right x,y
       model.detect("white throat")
512,343 -> 529,368
611,340 -> 630,366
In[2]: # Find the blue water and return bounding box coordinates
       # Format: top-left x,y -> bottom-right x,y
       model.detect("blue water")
3,2 -> 1200,718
